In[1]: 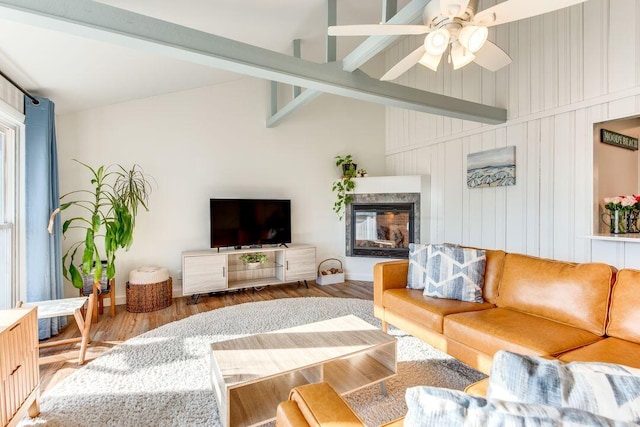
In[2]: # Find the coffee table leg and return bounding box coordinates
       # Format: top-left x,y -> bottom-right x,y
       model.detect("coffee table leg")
380,381 -> 387,397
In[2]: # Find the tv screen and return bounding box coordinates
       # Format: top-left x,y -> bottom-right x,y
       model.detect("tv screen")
210,199 -> 292,248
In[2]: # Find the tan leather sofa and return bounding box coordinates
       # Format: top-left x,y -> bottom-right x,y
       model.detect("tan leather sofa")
276,251 -> 640,426
375,251 -> 619,374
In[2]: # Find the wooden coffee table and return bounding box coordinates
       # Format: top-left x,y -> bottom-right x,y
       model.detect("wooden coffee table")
210,315 -> 397,427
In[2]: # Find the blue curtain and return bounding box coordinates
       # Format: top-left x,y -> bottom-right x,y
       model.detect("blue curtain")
25,96 -> 66,340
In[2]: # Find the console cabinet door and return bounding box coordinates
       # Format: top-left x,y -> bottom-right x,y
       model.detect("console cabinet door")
284,247 -> 316,281
183,254 -> 227,295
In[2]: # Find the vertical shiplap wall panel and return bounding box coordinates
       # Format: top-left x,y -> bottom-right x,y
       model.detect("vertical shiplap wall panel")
384,0 -> 640,265
557,8 -> 571,107
480,131 -> 497,249
444,139 -> 463,244
538,117 -> 555,259
543,13 -> 559,111
583,0 -> 608,99
467,134 -> 484,247
505,123 -> 527,254
525,120 -> 541,256
508,21 -> 520,118
552,112 -> 575,262
608,0 -> 636,92
517,19 -> 531,117
495,22 -> 510,111
529,16 -> 544,114
461,137 -> 471,244
431,144 -> 445,243
493,128 -> 507,250
570,6 -> 584,104
573,108 -> 591,262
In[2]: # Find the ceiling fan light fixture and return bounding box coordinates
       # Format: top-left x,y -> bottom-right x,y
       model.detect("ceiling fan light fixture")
451,42 -> 475,70
424,28 -> 450,56
458,25 -> 488,52
418,51 -> 442,72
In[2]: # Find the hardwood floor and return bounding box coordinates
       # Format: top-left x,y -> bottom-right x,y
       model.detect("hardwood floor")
38,280 -> 373,394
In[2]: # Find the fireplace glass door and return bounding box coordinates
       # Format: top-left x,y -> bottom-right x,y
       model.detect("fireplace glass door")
351,203 -> 414,258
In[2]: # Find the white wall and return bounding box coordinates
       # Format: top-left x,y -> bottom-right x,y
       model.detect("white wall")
384,0 -> 640,267
56,77 -> 385,302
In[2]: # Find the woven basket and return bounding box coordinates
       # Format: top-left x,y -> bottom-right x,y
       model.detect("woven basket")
316,258 -> 345,286
126,277 -> 173,313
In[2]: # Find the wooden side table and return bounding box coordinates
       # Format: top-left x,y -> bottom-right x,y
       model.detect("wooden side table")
79,278 -> 115,323
20,289 -> 96,366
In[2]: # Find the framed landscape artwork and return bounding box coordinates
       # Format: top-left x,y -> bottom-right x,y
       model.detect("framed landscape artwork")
467,146 -> 516,188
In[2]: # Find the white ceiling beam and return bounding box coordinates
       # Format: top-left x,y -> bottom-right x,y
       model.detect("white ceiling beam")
269,0 -> 431,127
342,0 -> 429,72
0,0 -> 506,125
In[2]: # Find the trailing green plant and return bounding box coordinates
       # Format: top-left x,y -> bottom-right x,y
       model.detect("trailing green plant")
239,252 -> 267,264
54,160 -> 153,289
332,155 -> 358,220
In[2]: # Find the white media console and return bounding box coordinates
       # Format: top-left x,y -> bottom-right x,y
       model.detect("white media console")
182,244 -> 316,299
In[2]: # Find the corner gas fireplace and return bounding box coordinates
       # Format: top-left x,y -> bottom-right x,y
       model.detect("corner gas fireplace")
345,192 -> 420,259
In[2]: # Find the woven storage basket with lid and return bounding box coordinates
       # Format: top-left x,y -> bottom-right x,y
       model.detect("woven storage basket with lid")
126,266 -> 172,313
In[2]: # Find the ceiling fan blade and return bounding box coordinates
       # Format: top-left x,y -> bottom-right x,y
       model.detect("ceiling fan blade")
440,0 -> 471,18
473,40 -> 512,71
472,0 -> 587,27
381,46 -> 426,81
328,24 -> 429,36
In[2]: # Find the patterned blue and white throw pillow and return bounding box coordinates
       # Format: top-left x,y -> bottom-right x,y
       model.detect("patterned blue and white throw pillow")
404,386 -> 624,427
487,351 -> 640,423
423,245 -> 486,303
407,243 -> 429,289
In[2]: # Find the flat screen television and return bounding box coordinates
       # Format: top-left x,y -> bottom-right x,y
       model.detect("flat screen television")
210,198 -> 292,248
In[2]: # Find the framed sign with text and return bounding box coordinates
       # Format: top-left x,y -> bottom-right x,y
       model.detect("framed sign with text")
600,129 -> 638,151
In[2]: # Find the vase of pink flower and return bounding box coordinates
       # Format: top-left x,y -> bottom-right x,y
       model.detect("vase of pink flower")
602,195 -> 640,234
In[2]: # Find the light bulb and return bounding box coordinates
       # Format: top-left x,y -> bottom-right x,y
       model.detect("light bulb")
424,29 -> 450,56
458,26 -> 488,53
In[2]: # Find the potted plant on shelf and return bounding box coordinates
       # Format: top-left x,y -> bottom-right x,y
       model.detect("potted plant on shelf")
239,252 -> 268,269
50,160 -> 153,292
335,154 -> 357,177
332,155 -> 359,220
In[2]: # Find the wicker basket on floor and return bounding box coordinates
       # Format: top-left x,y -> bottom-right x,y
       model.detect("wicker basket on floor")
126,267 -> 173,313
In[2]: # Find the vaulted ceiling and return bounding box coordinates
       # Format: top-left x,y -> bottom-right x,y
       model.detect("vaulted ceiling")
0,0 -> 407,114
0,0 -> 506,125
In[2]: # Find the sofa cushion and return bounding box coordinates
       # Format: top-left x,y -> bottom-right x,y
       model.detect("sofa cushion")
480,248 -> 506,305
607,269 -> 640,344
404,386 -> 623,427
496,254 -> 614,335
487,351 -> 640,423
423,245 -> 486,303
444,308 -> 603,357
383,289 -> 493,333
559,337 -> 640,369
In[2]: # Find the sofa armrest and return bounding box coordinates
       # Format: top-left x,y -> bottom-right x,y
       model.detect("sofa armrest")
374,260 -> 409,319
276,382 -> 365,427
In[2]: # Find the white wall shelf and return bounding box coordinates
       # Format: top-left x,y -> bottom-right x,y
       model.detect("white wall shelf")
586,233 -> 640,243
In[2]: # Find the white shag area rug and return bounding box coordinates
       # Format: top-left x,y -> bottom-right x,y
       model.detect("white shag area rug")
20,297 -> 485,427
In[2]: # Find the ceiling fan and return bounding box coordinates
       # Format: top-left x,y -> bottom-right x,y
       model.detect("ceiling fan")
329,0 -> 587,81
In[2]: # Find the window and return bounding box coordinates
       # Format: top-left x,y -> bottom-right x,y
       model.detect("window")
0,124 -> 18,309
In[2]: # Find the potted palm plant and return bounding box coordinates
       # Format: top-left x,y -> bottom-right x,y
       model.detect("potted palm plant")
52,160 -> 153,291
